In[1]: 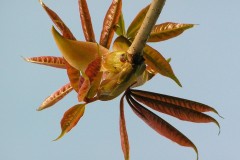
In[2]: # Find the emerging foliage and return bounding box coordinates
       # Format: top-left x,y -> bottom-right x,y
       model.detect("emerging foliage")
25,1 -> 221,160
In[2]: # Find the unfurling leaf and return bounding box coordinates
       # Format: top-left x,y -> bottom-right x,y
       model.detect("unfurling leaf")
24,56 -> 66,69
52,26 -> 109,72
40,0 -> 75,39
99,61 -> 145,101
126,94 -> 198,159
37,83 -> 73,111
143,45 -> 182,87
148,22 -> 194,42
126,4 -> 150,40
78,0 -> 96,42
100,0 -> 122,49
131,89 -> 222,116
131,92 -> 220,131
54,104 -> 86,141
120,95 -> 130,160
102,51 -> 127,73
112,36 -> 131,52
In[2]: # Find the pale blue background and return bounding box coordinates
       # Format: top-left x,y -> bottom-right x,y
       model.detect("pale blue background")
0,0 -> 239,160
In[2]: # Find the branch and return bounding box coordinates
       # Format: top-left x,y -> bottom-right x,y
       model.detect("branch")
127,0 -> 166,60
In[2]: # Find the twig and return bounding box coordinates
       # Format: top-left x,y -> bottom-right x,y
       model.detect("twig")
127,0 -> 166,61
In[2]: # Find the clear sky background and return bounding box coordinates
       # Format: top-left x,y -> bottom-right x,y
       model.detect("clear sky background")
0,0 -> 239,160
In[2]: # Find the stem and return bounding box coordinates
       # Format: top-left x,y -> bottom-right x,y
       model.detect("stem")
127,0 -> 166,60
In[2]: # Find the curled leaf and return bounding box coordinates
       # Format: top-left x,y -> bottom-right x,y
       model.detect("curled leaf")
143,45 -> 182,87
37,83 -> 73,111
24,56 -> 66,69
120,95 -> 130,160
126,94 -> 198,159
148,22 -> 195,42
78,0 -> 96,42
126,4 -> 150,40
100,0 -> 122,49
131,92 -> 220,131
54,104 -> 86,141
52,26 -> 109,72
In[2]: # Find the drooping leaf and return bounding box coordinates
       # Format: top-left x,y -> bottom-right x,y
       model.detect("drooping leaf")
52,26 -> 109,72
131,92 -> 220,131
114,13 -> 126,36
120,95 -> 130,160
100,0 -> 122,49
24,56 -> 66,69
126,94 -> 198,159
131,89 -> 222,117
54,104 -> 86,141
126,4 -> 150,40
143,45 -> 182,87
148,22 -> 195,42
40,0 -> 75,39
78,0 -> 96,42
37,83 -> 73,111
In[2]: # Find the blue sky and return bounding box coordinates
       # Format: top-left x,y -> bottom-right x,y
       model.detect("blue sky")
0,0 -> 239,160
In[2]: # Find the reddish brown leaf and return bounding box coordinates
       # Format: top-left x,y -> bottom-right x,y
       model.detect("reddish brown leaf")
120,95 -> 130,160
24,56 -> 66,69
84,57 -> 102,99
85,57 -> 102,82
54,104 -> 86,140
65,62 -> 81,92
86,71 -> 103,99
148,22 -> 194,42
126,94 -> 198,159
78,0 -> 96,42
100,0 -> 122,49
78,78 -> 90,102
39,0 -> 75,39
131,92 -> 220,131
130,89 -> 222,116
37,83 -> 73,111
